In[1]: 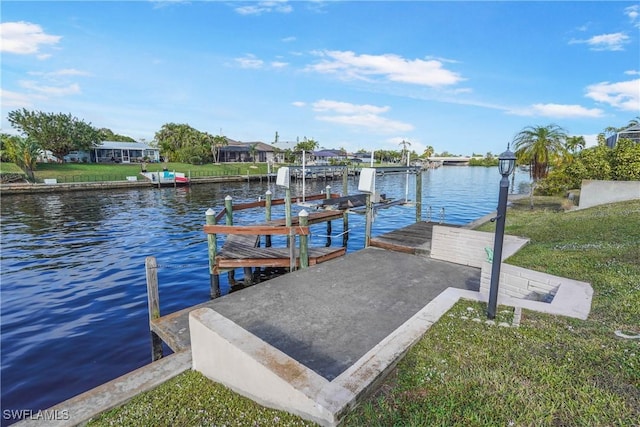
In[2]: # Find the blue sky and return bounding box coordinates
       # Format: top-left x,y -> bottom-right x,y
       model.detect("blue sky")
1,1 -> 639,156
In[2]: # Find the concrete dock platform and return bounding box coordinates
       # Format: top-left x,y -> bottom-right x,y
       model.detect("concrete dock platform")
186,247 -> 482,426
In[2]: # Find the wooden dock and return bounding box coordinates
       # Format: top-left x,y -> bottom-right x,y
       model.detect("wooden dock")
150,221 -> 456,354
370,221 -> 457,255
211,209 -> 348,272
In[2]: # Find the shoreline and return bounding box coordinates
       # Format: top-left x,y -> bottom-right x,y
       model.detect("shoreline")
0,175 -> 274,195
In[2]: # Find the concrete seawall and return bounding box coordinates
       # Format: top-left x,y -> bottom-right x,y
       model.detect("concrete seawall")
0,175 -> 270,195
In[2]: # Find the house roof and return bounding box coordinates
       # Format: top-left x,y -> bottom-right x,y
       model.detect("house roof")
97,141 -> 158,150
313,149 -> 345,157
220,139 -> 275,152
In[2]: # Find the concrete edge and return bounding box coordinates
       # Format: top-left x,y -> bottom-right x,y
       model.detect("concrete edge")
189,307 -> 352,427
11,350 -> 192,427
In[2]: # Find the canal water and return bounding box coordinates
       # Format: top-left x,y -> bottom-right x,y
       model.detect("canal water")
0,166 -> 529,422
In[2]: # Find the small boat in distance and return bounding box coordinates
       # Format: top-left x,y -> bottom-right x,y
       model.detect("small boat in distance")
140,171 -> 190,187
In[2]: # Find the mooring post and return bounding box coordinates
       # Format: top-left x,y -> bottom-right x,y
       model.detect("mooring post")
325,185 -> 332,247
224,195 -> 233,225
205,208 -> 220,299
145,256 -> 163,361
342,211 -> 349,247
265,190 -> 272,248
224,195 -> 236,285
299,210 -> 309,268
285,187 -> 293,250
416,170 -> 423,222
342,166 -> 348,196
365,193 -> 373,247
173,170 -> 177,188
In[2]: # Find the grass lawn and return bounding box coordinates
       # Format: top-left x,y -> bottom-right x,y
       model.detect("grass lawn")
89,199 -> 640,426
1,162 -> 273,183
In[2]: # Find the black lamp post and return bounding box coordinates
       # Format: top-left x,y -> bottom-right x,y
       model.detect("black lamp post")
487,146 -> 517,319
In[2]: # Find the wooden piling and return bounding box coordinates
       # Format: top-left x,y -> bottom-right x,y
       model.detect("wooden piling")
224,196 -> 236,285
416,170 -> 422,223
265,190 -> 272,248
224,195 -> 233,225
343,211 -> 349,247
299,210 -> 309,268
365,193 -> 373,247
205,209 -> 220,299
145,256 -> 163,361
325,186 -> 332,247
342,167 -> 348,196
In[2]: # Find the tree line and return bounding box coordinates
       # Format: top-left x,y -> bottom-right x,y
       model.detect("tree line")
512,118 -> 640,202
2,108 -> 638,189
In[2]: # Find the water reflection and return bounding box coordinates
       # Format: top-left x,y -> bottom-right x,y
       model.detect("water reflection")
0,167 -> 529,422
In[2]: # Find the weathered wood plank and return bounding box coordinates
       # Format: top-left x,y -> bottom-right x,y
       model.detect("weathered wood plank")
204,224 -> 310,236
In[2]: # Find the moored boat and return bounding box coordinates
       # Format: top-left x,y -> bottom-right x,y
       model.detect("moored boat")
140,171 -> 190,186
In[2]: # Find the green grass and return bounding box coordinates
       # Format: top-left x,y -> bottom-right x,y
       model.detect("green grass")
0,161 -> 25,174
89,199 -> 640,426
1,162 -> 273,183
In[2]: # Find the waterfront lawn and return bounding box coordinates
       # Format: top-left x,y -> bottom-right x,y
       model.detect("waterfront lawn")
0,162 -> 25,174
88,199 -> 640,426
25,162 -> 271,182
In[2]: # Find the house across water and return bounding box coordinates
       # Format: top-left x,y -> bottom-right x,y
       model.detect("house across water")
63,141 -> 161,163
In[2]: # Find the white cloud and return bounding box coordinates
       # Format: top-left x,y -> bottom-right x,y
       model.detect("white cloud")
579,134 -> 599,148
312,99 -> 389,115
235,54 -> 264,69
625,5 -> 640,28
235,1 -> 292,15
281,36 -> 296,43
18,80 -> 81,96
292,101 -> 306,107
309,99 -> 413,133
507,103 -> 604,118
0,21 -> 61,56
317,113 -> 413,133
28,68 -> 91,78
0,88 -> 35,108
271,61 -> 288,68
569,32 -> 630,51
308,50 -> 464,87
624,70 -> 640,76
586,79 -> 640,111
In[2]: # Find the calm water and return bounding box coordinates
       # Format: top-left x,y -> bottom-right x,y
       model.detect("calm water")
0,167 -> 529,423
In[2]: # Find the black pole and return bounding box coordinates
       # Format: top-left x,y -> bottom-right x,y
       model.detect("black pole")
487,173 -> 510,319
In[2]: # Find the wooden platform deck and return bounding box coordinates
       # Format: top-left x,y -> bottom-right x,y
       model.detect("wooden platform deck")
370,221 -> 457,255
212,209 -> 348,272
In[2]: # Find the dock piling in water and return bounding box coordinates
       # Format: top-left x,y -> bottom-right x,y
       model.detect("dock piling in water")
416,171 -> 423,222
265,190 -> 272,248
145,256 -> 163,361
299,210 -> 309,268
205,208 -> 220,299
224,196 -> 236,285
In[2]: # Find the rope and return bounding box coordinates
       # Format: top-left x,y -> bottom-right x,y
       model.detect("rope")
153,264 -> 211,269
313,229 -> 351,238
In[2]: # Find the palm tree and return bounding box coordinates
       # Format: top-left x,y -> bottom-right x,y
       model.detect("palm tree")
399,140 -> 411,164
513,124 -> 568,207
248,143 -> 258,163
422,145 -> 434,159
211,135 -> 228,163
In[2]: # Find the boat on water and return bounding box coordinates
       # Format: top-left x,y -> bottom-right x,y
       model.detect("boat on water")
140,171 -> 190,186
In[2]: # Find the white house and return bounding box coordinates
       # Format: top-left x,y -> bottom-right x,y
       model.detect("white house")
63,141 -> 161,163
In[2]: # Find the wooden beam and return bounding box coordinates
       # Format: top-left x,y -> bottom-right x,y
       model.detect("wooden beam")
204,224 -> 310,236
